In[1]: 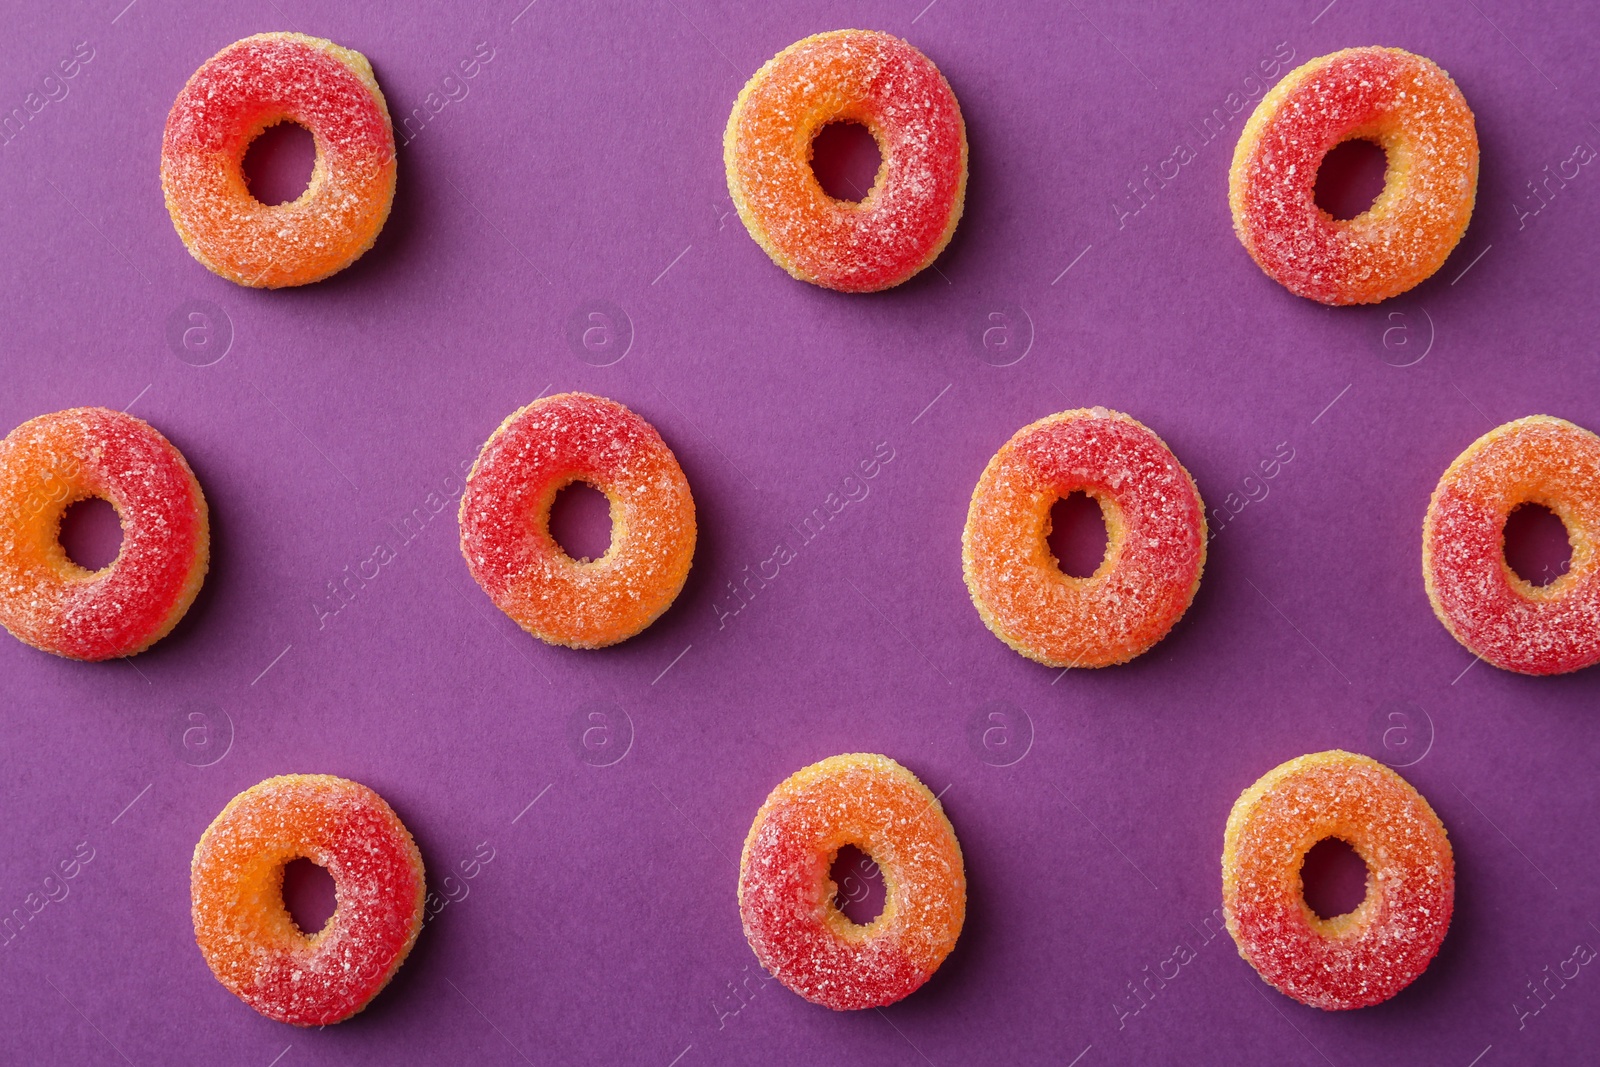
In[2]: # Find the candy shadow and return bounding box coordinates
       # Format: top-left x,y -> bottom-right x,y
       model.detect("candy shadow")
115,469 -> 229,667
257,68 -> 421,299
885,128 -> 983,300
1030,529 -> 1221,687
334,909 -> 444,1032
320,808 -> 448,1033
573,441 -> 727,661
871,796 -> 989,1018
804,91 -> 986,306
299,154 -> 420,297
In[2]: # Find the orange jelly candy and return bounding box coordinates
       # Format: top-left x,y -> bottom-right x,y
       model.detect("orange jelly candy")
1223,751 -> 1454,1010
0,407 -> 208,660
191,775 -> 425,1026
161,33 -> 397,287
739,753 -> 965,1010
1230,47 -> 1478,305
725,30 -> 967,292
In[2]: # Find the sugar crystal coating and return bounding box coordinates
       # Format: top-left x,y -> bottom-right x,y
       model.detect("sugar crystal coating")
962,408 -> 1207,668
738,753 -> 965,1010
191,774 -> 426,1026
1423,415 -> 1600,674
0,407 -> 208,660
1229,47 -> 1478,305
160,33 -> 397,288
724,30 -> 967,292
1222,751 -> 1453,1010
458,392 -> 696,649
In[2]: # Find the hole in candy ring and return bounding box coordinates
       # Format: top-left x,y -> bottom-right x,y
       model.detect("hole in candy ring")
830,844 -> 886,926
1502,502 -> 1572,587
282,858 -> 338,936
549,480 -> 614,563
1314,138 -> 1389,221
242,120 -> 317,207
1047,491 -> 1109,579
58,497 -> 122,571
1299,837 -> 1370,920
810,121 -> 883,204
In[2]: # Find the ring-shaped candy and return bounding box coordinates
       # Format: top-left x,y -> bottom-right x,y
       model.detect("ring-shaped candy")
962,408 -> 1206,668
458,392 -> 696,649
0,407 -> 208,661
1423,415 -> 1600,675
738,753 -> 966,1010
1222,751 -> 1454,1010
1230,46 -> 1478,305
191,775 -> 426,1026
724,30 -> 967,292
161,33 -> 397,288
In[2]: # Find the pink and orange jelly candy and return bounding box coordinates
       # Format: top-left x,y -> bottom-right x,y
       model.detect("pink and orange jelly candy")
161,33 -> 397,287
1223,751 -> 1454,1010
739,753 -> 965,1010
459,392 -> 696,649
1424,415 -> 1600,675
962,408 -> 1206,668
1230,47 -> 1478,305
191,774 -> 425,1026
725,30 -> 967,292
0,407 -> 208,660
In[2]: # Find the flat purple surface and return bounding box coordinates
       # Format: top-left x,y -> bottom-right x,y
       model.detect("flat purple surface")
2,1 -> 1598,1063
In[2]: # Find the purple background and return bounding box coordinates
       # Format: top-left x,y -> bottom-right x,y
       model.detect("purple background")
3,0 -> 1599,1063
